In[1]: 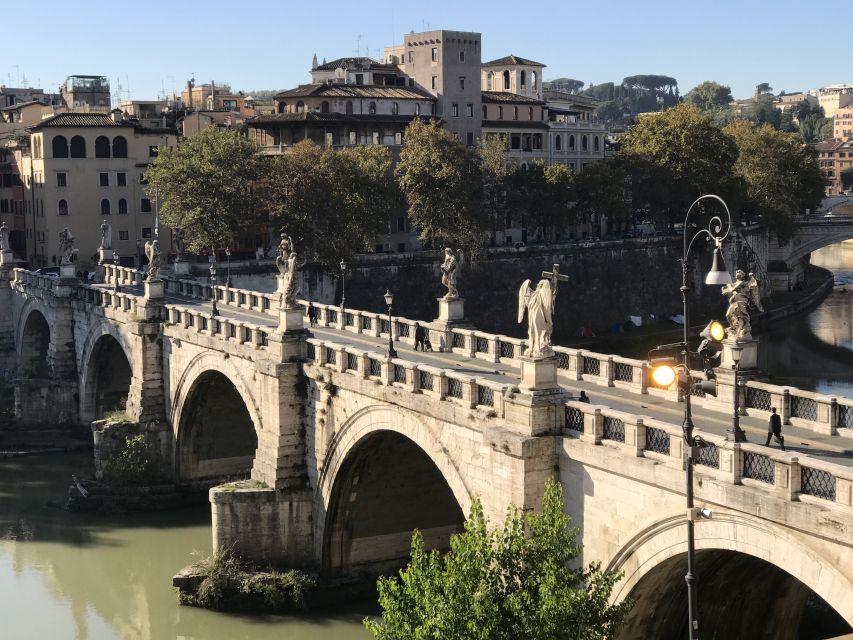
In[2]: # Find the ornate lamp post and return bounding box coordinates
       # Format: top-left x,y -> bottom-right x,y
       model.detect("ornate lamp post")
225,247 -> 232,287
210,263 -> 219,316
113,250 -> 120,293
384,290 -> 397,359
729,342 -> 746,442
340,259 -> 347,310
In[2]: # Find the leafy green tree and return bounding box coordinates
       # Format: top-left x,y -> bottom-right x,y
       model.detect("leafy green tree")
145,128 -> 265,255
724,120 -> 825,240
755,82 -> 773,96
478,135 -> 511,242
544,78 -> 585,93
841,168 -> 853,192
685,81 -> 733,111
746,95 -> 781,129
262,141 -> 395,266
364,479 -> 631,640
396,119 -> 485,251
572,159 -> 632,236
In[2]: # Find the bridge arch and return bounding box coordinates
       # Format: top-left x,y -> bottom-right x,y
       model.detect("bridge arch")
18,308 -> 51,378
79,321 -> 135,422
785,223 -> 853,265
608,511 -> 853,638
317,405 -> 470,576
171,352 -> 262,481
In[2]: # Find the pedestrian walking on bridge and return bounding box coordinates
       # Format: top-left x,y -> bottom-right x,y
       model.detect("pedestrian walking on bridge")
765,407 -> 785,451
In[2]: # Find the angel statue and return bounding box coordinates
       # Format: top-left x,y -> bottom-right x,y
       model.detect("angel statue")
0,221 -> 10,252
99,219 -> 112,250
279,247 -> 301,309
518,279 -> 555,358
59,227 -> 75,264
275,232 -> 294,276
440,248 -> 464,299
722,269 -> 764,339
144,240 -> 161,281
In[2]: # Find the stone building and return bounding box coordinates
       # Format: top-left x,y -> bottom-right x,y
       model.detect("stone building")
310,56 -> 404,86
814,84 -> 853,120
815,138 -> 853,195
19,112 -> 178,267
835,109 -> 853,141
544,90 -> 606,171
60,76 -> 111,110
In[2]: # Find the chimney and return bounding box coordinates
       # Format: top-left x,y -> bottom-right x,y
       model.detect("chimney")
110,109 -> 123,124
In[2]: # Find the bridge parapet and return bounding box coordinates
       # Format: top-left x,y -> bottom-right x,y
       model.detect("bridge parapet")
743,380 -> 846,435
102,264 -> 143,288
163,303 -> 272,351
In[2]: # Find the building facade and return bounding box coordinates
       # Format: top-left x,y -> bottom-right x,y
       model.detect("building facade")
60,76 -> 111,110
21,112 -> 178,267
835,109 -> 853,141
816,138 -> 853,195
814,85 -> 853,120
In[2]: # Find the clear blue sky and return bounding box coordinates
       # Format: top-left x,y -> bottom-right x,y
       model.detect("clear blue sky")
5,0 -> 847,101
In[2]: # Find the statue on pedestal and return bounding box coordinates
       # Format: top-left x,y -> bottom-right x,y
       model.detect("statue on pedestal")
173,228 -> 185,261
722,269 -> 763,339
275,233 -> 293,275
99,220 -> 112,250
0,222 -> 10,252
59,227 -> 75,264
440,248 -> 464,299
144,240 -> 161,281
517,264 -> 568,359
275,232 -> 301,309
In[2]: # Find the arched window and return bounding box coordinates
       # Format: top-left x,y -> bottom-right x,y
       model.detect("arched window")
391,102 -> 399,115
321,100 -> 329,113
520,70 -> 527,88
58,199 -> 68,215
100,199 -> 111,215
296,101 -> 304,113
482,105 -> 488,118
555,134 -> 562,151
369,102 -> 376,115
487,72 -> 494,90
95,136 -> 111,158
278,102 -> 287,114
52,135 -> 68,158
498,106 -> 503,120
569,135 -> 575,150
528,107 -> 533,120
113,136 -> 127,158
532,71 -> 537,89
118,198 -> 127,214
503,70 -> 510,90
70,135 -> 86,158
594,136 -> 600,151
513,106 -> 518,120
345,101 -> 353,115
582,135 -> 588,151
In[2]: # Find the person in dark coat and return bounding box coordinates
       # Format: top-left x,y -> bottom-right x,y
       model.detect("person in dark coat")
307,302 -> 318,326
765,407 -> 785,450
414,322 -> 427,351
578,390 -> 590,403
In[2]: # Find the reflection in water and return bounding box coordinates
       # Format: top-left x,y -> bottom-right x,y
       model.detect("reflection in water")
760,242 -> 853,396
0,453 -> 373,640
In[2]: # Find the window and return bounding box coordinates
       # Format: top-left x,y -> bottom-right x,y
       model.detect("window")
58,199 -> 68,216
117,172 -> 127,186
482,105 -> 488,118
408,51 -> 413,64
594,136 -> 600,151
95,136 -> 111,158
278,102 -> 287,114
452,104 -> 459,117
369,102 -> 376,115
487,72 -> 494,91
466,104 -> 473,117
345,100 -> 353,115
459,77 -> 465,90
431,76 -> 438,90
431,47 -> 438,62
528,107 -> 533,120
531,71 -> 537,89
141,198 -> 152,212
569,135 -> 575,150
139,173 -> 147,184
52,135 -> 68,158
101,199 -> 111,215
466,132 -> 474,147
70,135 -> 86,158
498,106 -> 503,120
555,135 -> 562,151
355,74 -> 364,85
520,70 -> 527,88
511,134 -> 521,150
415,103 -> 421,116
513,107 -> 518,120
118,198 -> 127,214
296,101 -> 305,113
533,134 -> 542,150
503,70 -> 510,90
321,100 -> 329,113
459,51 -> 465,62
523,134 -> 532,151
582,135 -> 588,151
99,172 -> 109,187
142,227 -> 152,239
56,172 -> 67,187
148,146 -> 158,158
113,136 -> 127,158
391,102 -> 399,115
119,230 -> 129,241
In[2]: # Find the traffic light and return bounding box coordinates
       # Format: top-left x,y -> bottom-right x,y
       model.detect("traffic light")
697,320 -> 725,366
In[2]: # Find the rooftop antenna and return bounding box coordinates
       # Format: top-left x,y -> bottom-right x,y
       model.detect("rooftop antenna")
125,74 -> 132,101
355,34 -> 363,57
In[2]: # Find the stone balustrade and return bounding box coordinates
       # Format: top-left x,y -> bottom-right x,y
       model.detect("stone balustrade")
162,303 -> 271,350
102,264 -> 143,287
12,268 -> 59,292
562,399 -> 853,510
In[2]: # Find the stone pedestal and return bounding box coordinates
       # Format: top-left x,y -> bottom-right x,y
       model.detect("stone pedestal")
144,278 -> 165,300
98,248 -> 114,264
436,297 -> 465,323
279,307 -> 304,332
0,250 -> 13,266
59,263 -> 77,282
519,354 -> 559,392
720,337 -> 759,370
173,261 -> 190,275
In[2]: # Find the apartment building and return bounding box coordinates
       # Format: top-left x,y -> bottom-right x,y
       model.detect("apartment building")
835,109 -> 853,141
21,112 -> 178,267
816,138 -> 853,195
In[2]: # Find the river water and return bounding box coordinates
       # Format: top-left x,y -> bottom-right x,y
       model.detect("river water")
2,244 -> 851,640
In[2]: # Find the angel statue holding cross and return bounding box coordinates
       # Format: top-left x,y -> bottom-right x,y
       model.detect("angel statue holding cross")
517,264 -> 568,358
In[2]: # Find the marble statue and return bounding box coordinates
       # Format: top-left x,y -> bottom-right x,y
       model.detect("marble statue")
440,248 -> 464,299
517,264 -> 568,359
99,220 -> 112,250
0,222 -> 10,252
722,269 -> 763,339
279,249 -> 300,309
173,228 -> 185,260
59,227 -> 75,264
144,240 -> 161,281
275,233 -> 293,275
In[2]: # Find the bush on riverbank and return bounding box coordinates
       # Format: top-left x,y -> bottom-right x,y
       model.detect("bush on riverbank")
103,434 -> 163,486
178,546 -> 316,612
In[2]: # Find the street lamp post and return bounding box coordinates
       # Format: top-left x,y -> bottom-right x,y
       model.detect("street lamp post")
384,290 -> 397,359
225,247 -> 232,287
113,251 -> 120,293
210,264 -> 219,316
340,259 -> 347,310
678,195 -> 733,640
729,342 -> 746,442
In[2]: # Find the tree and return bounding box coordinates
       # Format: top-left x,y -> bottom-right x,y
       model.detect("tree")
364,479 -> 631,640
724,120 -> 825,240
620,104 -> 739,231
396,119 -> 485,251
145,128 -> 265,254
841,168 -> 853,192
685,81 -> 733,111
262,141 -> 395,266
544,78 -> 585,93
755,82 -> 773,96
477,135 -> 511,243
572,159 -> 632,236
746,95 -> 781,129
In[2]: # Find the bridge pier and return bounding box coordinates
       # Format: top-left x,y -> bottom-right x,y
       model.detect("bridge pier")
0,265 -> 15,381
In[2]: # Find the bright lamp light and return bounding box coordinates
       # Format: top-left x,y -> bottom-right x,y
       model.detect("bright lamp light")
707,321 -> 725,342
652,364 -> 677,387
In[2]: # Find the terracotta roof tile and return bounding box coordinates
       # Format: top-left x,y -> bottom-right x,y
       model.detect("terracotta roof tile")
482,91 -> 545,105
482,55 -> 545,68
275,84 -> 434,101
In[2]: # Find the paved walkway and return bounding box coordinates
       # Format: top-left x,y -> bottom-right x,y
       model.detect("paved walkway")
113,284 -> 853,467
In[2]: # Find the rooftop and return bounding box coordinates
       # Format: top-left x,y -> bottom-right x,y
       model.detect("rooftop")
482,91 -> 545,105
314,57 -> 399,72
28,112 -> 177,134
275,84 -> 434,101
482,55 -> 545,68
248,112 -> 436,127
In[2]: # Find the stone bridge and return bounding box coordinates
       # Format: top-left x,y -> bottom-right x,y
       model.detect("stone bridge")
1,262 -> 852,638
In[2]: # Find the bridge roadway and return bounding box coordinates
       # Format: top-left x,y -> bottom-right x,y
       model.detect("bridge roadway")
114,282 -> 853,468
